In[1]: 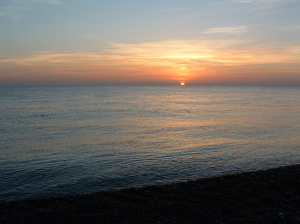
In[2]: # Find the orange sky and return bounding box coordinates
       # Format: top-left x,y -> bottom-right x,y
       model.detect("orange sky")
1,1 -> 300,86
1,40 -> 300,86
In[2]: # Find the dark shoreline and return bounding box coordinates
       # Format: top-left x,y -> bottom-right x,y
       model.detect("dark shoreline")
1,165 -> 300,223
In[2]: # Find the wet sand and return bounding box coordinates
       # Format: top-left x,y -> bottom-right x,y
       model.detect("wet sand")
1,164 -> 300,223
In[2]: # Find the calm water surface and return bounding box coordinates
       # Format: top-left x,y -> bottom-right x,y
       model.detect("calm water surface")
1,85 -> 300,201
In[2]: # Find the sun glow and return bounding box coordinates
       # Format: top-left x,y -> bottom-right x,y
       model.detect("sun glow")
2,39 -> 300,86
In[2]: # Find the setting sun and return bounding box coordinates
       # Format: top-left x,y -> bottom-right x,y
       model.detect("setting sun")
181,82 -> 185,86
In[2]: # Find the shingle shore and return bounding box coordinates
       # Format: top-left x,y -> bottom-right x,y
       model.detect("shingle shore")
1,164 -> 300,223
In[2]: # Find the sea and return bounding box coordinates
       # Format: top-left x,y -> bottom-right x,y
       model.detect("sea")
1,85 -> 300,202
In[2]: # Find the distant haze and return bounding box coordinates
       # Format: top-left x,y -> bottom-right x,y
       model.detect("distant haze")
1,0 -> 300,86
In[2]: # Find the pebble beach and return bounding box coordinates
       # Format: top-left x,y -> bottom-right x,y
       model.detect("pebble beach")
1,164 -> 300,223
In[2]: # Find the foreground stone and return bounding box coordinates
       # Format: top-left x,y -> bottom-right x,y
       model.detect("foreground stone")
1,165 -> 300,223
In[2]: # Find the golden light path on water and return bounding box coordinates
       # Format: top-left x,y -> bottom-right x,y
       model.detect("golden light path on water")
1,86 -> 300,201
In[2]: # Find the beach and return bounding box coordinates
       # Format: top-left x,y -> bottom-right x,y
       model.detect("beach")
1,164 -> 300,223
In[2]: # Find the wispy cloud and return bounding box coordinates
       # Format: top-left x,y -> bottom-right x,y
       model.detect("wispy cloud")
0,3 -> 25,21
237,0 -> 297,8
238,0 -> 294,3
0,0 -> 61,21
1,39 -> 300,85
278,24 -> 300,31
2,39 -> 299,69
153,7 -> 189,14
36,0 -> 61,5
203,26 -> 248,35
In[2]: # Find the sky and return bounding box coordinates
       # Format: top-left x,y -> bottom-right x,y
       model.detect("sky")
0,0 -> 300,86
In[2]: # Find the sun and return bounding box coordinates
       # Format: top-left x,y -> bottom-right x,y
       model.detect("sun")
180,82 -> 185,86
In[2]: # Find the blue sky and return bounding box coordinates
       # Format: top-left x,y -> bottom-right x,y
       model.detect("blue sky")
1,0 -> 300,86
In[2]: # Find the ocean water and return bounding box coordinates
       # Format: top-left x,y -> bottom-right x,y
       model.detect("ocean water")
1,85 -> 300,202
